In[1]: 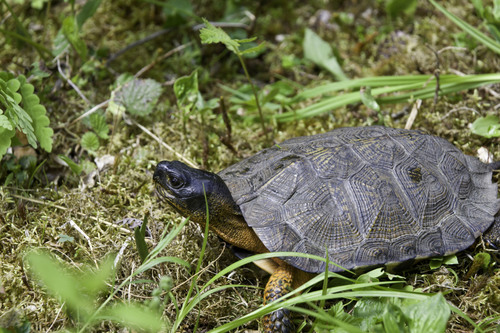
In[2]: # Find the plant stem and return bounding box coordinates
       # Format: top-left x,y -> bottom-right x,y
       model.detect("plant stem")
237,53 -> 269,140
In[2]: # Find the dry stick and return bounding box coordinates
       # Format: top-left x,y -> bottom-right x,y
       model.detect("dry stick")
10,194 -> 132,234
405,99 -> 421,130
57,59 -> 91,105
425,44 -> 441,110
134,42 -> 193,78
132,119 -> 198,168
107,28 -> 172,64
70,99 -> 109,126
46,304 -> 65,333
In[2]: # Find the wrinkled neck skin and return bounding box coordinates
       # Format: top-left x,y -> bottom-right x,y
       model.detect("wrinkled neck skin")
182,192 -> 270,255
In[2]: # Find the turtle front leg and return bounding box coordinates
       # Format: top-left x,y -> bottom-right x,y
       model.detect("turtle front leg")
262,264 -> 295,333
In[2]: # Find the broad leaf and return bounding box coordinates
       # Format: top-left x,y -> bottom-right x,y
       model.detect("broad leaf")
173,70 -> 199,110
81,132 -> 100,152
89,113 -> 109,139
303,28 -> 347,81
199,18 -> 240,54
471,115 -> 500,138
115,79 -> 162,116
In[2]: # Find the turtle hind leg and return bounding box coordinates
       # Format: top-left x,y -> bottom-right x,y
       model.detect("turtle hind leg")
262,264 -> 295,333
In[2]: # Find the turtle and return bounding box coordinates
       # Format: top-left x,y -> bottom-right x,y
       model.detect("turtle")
153,126 -> 500,332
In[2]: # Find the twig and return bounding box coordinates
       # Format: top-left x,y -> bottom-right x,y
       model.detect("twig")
131,119 -> 198,168
65,219 -> 93,252
134,42 -> 193,78
69,99 -> 109,126
405,99 -> 421,130
107,28 -> 171,64
114,237 -> 132,269
57,59 -> 91,105
440,106 -> 480,120
425,45 -> 441,110
46,303 -> 65,333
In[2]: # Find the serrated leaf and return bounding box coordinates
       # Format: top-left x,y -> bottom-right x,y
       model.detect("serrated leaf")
303,28 -> 347,81
174,70 -> 199,110
471,115 -> 500,138
115,79 -> 162,116
81,132 -> 99,152
199,18 -> 240,54
29,62 -> 51,81
58,154 -> 83,175
89,113 -> 109,139
52,29 -> 70,57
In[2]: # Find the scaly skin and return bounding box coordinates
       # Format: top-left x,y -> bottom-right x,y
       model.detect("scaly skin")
263,264 -> 295,333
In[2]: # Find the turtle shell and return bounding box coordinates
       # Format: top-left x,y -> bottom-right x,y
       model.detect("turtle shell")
218,126 -> 500,273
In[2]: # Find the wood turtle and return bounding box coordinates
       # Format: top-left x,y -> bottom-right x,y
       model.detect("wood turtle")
153,126 -> 500,332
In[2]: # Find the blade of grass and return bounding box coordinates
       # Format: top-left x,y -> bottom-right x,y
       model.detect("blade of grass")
276,74 -> 500,121
171,185 -> 211,332
430,0 -> 500,55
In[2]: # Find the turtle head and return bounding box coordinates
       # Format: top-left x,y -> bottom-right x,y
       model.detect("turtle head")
153,161 -> 240,224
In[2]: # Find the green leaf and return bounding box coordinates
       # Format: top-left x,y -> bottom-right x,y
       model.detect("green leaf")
29,62 -> 51,81
406,294 -> 450,333
199,18 -> 240,54
58,154 -> 83,175
18,76 -> 53,152
26,251 -> 95,317
57,234 -> 75,243
360,86 -> 380,111
52,29 -> 70,57
430,0 -> 500,55
471,115 -> 500,138
0,127 -> 16,160
89,113 -> 109,139
81,132 -> 100,152
240,42 -> 267,56
385,0 -> 418,19
134,215 -> 149,263
494,0 -> 500,21
62,16 -> 88,61
101,303 -> 164,332
173,70 -> 199,110
115,79 -> 162,116
76,0 -> 102,29
7,78 -> 20,92
0,114 -> 13,130
303,28 -> 347,81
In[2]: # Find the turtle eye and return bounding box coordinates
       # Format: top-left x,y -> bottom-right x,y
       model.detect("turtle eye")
168,175 -> 184,189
